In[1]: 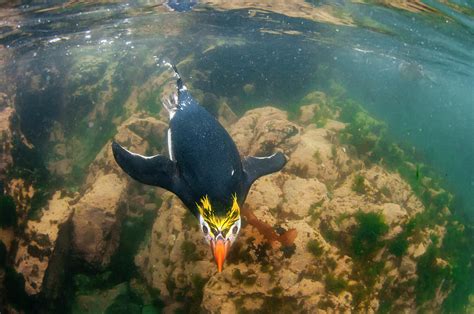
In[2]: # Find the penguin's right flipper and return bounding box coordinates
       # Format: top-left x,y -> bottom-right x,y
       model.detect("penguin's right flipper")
242,152 -> 287,189
112,142 -> 180,193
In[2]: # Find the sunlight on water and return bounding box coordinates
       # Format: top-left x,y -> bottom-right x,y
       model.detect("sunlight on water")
0,0 -> 473,313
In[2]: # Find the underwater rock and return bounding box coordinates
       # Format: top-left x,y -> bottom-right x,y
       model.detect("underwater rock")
72,173 -> 128,268
6,179 -> 35,227
245,174 -> 284,222
382,203 -> 407,226
71,114 -> 167,269
230,107 -> 301,156
217,100 -> 238,129
47,159 -> 73,176
0,107 -> 14,180
71,282 -> 142,314
14,191 -> 73,297
298,103 -> 319,125
286,125 -> 350,182
135,193 -> 213,301
281,177 -> 328,218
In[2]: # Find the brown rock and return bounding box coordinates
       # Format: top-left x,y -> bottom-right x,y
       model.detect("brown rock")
14,192 -> 73,297
281,177 -> 328,218
382,203 -> 407,225
230,107 -> 301,156
0,107 -> 14,179
298,104 -> 319,125
135,194 -> 212,300
72,173 -> 128,268
286,126 -> 349,182
325,119 -> 346,132
47,159 -> 73,176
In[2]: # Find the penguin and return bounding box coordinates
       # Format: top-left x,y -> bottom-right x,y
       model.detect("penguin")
112,65 -> 286,272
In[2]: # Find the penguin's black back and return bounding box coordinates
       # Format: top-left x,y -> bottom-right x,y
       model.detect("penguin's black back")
170,90 -> 244,213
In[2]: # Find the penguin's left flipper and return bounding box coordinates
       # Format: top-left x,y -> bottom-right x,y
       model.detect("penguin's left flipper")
242,152 -> 287,188
112,142 -> 180,193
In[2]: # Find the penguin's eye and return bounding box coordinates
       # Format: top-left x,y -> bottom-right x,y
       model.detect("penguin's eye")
202,224 -> 209,235
232,225 -> 239,235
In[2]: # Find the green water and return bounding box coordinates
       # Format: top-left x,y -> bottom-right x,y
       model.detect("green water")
0,0 -> 473,313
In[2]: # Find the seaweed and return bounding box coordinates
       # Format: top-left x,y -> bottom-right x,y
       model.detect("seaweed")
352,174 -> 366,194
325,274 -> 347,295
306,239 -> 324,257
190,274 -> 208,308
4,266 -> 33,311
352,211 -> 388,259
388,232 -> 409,257
440,222 -> 474,313
109,209 -> 157,283
0,194 -> 17,227
139,89 -> 163,115
313,150 -> 322,164
104,293 -> 142,314
308,199 -> 324,221
0,241 -> 6,266
259,296 -> 300,313
415,244 -> 451,306
180,240 -> 200,261
344,110 -> 387,157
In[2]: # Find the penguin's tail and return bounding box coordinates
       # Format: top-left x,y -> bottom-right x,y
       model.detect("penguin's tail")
162,62 -> 185,92
160,62 -> 186,116
170,64 -> 185,91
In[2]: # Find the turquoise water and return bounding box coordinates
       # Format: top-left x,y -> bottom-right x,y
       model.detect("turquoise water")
0,0 -> 473,312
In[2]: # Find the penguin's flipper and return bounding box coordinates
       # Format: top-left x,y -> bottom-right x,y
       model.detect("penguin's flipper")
112,142 -> 180,193
242,152 -> 287,188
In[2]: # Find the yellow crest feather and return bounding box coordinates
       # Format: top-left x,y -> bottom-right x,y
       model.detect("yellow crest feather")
196,194 -> 240,236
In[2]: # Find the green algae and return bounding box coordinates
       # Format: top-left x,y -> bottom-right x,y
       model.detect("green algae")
388,232 -> 409,257
0,241 -> 6,267
325,274 -> 348,295
0,194 -> 16,228
352,174 -> 366,194
181,240 -> 200,261
4,266 -> 32,311
307,239 -> 324,257
173,274 -> 209,313
259,296 -> 300,313
416,244 -> 451,306
72,282 -> 145,314
352,211 -> 388,259
440,222 -> 474,312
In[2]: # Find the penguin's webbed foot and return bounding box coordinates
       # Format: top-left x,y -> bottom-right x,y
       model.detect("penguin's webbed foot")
241,205 -> 297,246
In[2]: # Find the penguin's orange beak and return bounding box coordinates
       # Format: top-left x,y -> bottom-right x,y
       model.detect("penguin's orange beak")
211,238 -> 229,272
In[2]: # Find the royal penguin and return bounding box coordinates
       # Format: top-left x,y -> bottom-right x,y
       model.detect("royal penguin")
112,65 -> 286,272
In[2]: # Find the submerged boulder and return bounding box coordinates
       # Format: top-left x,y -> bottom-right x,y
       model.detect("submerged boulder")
72,114 -> 167,269
230,107 -> 301,156
72,173 -> 128,268
0,106 -> 14,180
14,192 -> 73,298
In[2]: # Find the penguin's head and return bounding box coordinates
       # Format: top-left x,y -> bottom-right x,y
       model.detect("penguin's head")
196,195 -> 241,272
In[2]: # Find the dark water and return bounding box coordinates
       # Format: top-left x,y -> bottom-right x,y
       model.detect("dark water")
0,0 -> 473,312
